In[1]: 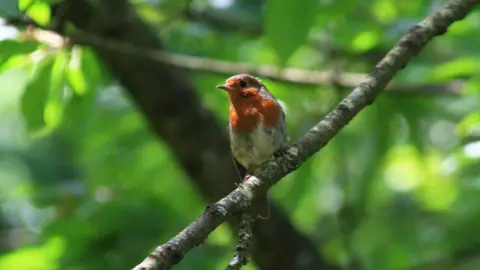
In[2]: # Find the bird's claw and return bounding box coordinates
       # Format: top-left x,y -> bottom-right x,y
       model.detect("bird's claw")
235,182 -> 245,190
235,174 -> 252,190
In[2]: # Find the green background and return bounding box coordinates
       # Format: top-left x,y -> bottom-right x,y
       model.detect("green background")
1,0 -> 480,269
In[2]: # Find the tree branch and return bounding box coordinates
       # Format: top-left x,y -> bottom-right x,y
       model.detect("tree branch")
129,0 -> 478,269
6,17 -> 462,96
125,50 -> 463,95
226,213 -> 253,270
51,1 -> 336,270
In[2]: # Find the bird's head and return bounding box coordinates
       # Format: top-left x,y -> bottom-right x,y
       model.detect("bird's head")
217,74 -> 282,131
216,74 -> 266,102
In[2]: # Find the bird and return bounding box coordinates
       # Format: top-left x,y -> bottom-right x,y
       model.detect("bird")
217,74 -> 289,219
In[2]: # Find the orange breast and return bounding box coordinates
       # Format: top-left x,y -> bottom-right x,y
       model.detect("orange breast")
229,104 -> 260,133
259,98 -> 281,126
229,95 -> 281,133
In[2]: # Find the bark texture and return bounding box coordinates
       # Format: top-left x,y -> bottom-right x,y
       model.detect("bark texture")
53,0 -> 333,270
123,0 -> 478,269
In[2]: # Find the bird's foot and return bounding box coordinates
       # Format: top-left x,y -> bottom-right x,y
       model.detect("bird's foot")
234,182 -> 245,190
235,174 -> 251,190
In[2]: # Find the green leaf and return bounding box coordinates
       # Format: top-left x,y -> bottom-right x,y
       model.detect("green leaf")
0,236 -> 64,270
66,47 -> 107,95
0,40 -> 39,56
0,54 -> 33,74
431,57 -> 478,81
66,47 -> 88,95
352,30 -> 380,52
0,0 -> 21,16
20,55 -> 54,134
0,40 -> 39,68
265,0 -> 318,65
20,50 -> 68,135
371,0 -> 397,23
45,50 -> 68,129
19,0 -> 51,26
18,0 -> 34,10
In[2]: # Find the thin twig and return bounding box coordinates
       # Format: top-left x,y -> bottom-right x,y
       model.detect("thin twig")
4,17 -> 463,95
226,213 -> 253,270
65,30 -> 465,95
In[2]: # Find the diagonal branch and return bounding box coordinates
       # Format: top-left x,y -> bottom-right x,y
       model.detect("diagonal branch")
130,0 -> 479,269
49,1 -> 337,270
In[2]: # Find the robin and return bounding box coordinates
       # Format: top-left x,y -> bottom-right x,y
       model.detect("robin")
217,74 -> 289,219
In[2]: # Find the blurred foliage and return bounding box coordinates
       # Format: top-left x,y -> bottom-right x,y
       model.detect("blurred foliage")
0,0 -> 480,269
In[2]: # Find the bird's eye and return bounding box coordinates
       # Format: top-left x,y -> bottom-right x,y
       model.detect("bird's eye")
239,80 -> 247,88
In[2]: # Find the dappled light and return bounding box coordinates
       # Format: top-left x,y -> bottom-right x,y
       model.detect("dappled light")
0,0 -> 480,269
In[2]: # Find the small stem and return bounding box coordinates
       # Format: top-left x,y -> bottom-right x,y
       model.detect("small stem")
226,213 -> 253,270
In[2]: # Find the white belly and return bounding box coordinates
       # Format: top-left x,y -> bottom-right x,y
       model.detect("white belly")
229,120 -> 283,170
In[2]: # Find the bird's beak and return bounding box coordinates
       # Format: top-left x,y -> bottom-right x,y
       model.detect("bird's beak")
216,84 -> 232,91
